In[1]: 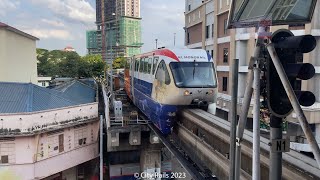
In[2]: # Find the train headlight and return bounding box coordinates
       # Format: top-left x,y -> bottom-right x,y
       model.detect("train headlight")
184,90 -> 190,96
208,90 -> 214,95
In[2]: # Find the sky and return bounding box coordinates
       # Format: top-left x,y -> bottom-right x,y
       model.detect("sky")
0,0 -> 186,56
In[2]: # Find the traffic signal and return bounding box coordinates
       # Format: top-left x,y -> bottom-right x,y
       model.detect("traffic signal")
267,29 -> 316,117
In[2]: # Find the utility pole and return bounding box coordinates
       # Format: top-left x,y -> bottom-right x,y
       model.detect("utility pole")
229,59 -> 239,180
155,39 -> 158,49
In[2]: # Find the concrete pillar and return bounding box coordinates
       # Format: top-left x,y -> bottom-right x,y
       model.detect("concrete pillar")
107,131 -> 119,151
140,149 -> 161,180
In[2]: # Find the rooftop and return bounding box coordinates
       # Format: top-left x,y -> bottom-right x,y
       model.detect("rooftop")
0,79 -> 96,113
0,22 -> 39,40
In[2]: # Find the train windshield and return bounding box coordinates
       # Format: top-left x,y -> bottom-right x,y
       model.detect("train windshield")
170,62 -> 217,88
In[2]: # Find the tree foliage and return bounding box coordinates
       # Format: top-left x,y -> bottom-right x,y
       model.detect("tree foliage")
112,57 -> 127,69
37,49 -> 105,78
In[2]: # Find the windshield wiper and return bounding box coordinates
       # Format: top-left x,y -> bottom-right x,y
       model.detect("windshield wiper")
193,60 -> 196,80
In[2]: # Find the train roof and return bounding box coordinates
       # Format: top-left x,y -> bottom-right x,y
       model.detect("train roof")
134,48 -> 213,62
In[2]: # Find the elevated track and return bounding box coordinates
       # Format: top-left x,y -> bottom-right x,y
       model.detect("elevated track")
167,108 -> 320,180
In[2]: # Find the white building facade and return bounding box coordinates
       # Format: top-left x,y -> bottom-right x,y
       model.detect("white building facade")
0,22 -> 38,85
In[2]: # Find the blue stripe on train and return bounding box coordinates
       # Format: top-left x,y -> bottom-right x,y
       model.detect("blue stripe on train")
132,77 -> 176,135
133,77 -> 153,96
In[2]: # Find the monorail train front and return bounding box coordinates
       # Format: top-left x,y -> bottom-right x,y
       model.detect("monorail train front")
151,49 -> 218,134
169,60 -> 217,108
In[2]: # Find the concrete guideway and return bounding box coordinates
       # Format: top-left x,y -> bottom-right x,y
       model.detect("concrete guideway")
173,108 -> 320,180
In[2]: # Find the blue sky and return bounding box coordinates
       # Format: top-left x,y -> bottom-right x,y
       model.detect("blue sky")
0,0 -> 186,56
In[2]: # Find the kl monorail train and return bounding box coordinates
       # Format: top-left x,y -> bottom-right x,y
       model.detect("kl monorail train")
124,48 -> 218,134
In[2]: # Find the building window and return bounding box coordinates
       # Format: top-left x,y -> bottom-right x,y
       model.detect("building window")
211,50 -> 214,57
187,32 -> 190,44
199,11 -> 201,19
224,19 -> 228,35
189,15 -> 191,23
223,48 -> 228,63
227,0 -> 230,6
222,77 -> 228,92
188,4 -> 191,11
1,155 -> 8,163
206,25 -> 210,38
59,134 -> 64,153
0,143 -> 15,164
212,24 -> 214,37
219,0 -> 222,9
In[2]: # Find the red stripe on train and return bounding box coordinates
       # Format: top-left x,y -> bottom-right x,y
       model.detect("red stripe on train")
137,49 -> 180,62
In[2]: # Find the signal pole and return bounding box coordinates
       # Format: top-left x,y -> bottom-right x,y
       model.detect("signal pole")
269,115 -> 283,180
155,39 -> 158,49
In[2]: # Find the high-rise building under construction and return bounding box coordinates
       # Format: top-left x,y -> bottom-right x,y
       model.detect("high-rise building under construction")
86,0 -> 142,61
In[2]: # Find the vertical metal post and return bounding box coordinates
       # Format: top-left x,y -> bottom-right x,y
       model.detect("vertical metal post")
252,58 -> 261,180
267,44 -> 320,168
235,26 -> 266,180
110,13 -> 116,108
100,115 -> 104,180
269,115 -> 282,180
229,59 -> 239,180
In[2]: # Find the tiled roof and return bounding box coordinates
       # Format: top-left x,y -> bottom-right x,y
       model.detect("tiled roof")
0,80 -> 96,113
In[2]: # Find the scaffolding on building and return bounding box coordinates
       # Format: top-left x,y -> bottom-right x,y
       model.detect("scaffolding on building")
91,1 -> 142,62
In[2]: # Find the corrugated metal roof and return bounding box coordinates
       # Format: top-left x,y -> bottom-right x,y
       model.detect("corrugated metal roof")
52,80 -> 96,104
0,80 -> 96,113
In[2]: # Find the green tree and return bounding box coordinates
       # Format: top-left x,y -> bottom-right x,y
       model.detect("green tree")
58,51 -> 81,77
79,54 -> 105,78
112,57 -> 127,69
37,48 -> 106,78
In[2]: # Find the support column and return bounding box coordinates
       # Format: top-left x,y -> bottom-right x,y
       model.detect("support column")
140,149 -> 161,180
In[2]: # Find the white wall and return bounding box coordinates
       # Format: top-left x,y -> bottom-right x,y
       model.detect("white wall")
0,121 -> 100,180
0,29 -> 38,84
0,103 -> 98,134
205,0 -> 214,14
0,142 -> 99,180
185,0 -> 203,12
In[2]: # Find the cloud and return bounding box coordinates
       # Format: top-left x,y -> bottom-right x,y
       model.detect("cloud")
0,0 -> 20,16
30,0 -> 95,25
24,29 -> 74,40
141,0 -> 185,51
41,19 -> 65,27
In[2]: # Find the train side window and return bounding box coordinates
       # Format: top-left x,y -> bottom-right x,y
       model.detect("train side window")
155,60 -> 171,85
152,57 -> 159,75
143,58 -> 148,73
139,58 -> 144,72
134,59 -> 139,72
147,58 -> 152,74
136,59 -> 140,72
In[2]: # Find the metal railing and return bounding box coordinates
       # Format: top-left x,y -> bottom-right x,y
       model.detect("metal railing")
109,116 -> 149,127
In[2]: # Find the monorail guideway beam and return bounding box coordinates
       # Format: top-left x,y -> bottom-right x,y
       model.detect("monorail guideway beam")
147,124 -> 210,180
